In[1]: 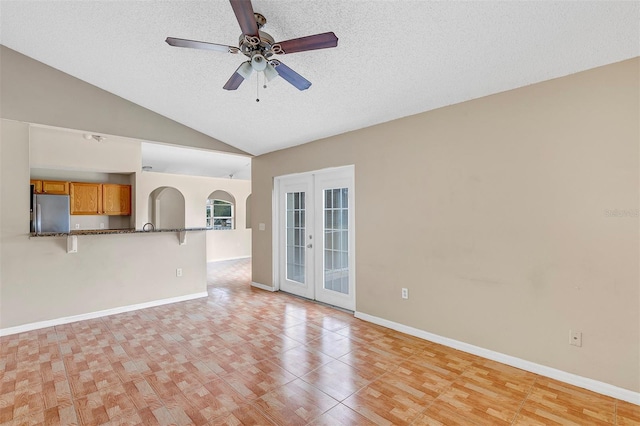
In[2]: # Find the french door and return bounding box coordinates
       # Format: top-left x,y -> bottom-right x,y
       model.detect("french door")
275,166 -> 355,311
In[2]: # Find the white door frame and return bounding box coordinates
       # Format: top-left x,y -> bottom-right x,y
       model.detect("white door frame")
272,165 -> 356,310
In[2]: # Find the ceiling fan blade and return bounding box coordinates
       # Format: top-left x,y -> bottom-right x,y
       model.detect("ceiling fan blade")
272,61 -> 311,91
273,32 -> 338,54
229,0 -> 259,37
165,37 -> 237,54
223,64 -> 249,90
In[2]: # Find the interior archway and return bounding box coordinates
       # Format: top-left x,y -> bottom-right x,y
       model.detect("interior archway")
148,186 -> 185,229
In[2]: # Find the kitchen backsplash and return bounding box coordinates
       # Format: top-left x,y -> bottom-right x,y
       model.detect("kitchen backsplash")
71,215 -> 131,231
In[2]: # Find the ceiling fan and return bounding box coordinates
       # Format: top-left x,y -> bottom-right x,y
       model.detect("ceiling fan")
165,0 -> 338,92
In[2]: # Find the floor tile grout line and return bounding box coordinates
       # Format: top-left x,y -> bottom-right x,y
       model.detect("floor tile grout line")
510,375 -> 538,425
53,323 -> 81,424
420,354 -> 474,418
295,362 -> 378,404
302,400 -> 342,426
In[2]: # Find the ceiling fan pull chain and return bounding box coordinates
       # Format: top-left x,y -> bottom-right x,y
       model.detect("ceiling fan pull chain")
256,72 -> 260,102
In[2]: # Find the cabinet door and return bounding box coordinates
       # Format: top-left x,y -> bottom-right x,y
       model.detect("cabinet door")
42,180 -> 69,195
70,182 -> 102,215
30,180 -> 43,194
103,184 -> 131,215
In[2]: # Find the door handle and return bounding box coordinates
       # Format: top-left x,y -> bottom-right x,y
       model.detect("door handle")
307,244 -> 313,248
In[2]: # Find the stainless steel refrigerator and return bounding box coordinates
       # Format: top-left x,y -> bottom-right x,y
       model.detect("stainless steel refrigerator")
31,192 -> 71,233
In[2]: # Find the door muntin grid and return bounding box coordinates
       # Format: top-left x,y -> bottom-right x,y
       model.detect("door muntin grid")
323,188 -> 349,294
286,192 -> 305,284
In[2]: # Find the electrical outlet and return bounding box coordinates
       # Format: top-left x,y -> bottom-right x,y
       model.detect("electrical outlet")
75,224 -> 80,229
99,223 -> 105,229
176,268 -> 183,277
401,288 -> 409,299
569,330 -> 582,347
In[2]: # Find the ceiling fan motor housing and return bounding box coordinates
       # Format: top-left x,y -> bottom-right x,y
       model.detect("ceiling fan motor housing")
239,30 -> 275,57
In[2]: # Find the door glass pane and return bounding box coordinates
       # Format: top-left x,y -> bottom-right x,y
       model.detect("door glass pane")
286,192 -> 305,283
323,188 -> 349,295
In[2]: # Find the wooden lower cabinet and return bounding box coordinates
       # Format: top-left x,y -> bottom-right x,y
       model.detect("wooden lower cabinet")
70,182 -> 131,216
103,184 -> 131,215
70,182 -> 102,215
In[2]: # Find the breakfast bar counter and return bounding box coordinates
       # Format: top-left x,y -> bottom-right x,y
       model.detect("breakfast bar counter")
29,227 -> 209,251
30,227 -> 209,237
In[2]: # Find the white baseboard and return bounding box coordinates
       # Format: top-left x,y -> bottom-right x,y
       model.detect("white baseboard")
251,281 -> 275,292
207,256 -> 251,262
355,311 -> 640,405
0,292 -> 209,337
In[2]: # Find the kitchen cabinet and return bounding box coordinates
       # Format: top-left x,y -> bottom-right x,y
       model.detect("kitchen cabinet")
31,179 -> 69,195
70,182 -> 102,215
70,182 -> 131,216
30,179 -> 42,193
42,180 -> 70,195
103,184 -> 131,215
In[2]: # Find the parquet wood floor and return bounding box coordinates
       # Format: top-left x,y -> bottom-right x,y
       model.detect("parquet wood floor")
1,258 -> 638,425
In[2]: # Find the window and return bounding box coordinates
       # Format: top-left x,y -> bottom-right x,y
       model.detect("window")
206,190 -> 236,230
206,199 -> 233,230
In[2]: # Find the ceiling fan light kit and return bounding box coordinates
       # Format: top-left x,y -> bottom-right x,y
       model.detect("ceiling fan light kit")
165,0 -> 338,97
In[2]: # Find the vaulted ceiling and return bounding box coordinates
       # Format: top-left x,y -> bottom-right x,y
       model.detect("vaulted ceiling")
1,1 -> 638,156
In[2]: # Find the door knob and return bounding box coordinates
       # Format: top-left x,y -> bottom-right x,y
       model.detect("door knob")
307,244 -> 313,248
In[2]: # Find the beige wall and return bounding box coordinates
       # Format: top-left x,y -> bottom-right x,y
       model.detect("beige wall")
29,125 -> 141,172
136,171 -> 251,262
1,119 -> 208,329
252,58 -> 640,391
0,45 -> 245,155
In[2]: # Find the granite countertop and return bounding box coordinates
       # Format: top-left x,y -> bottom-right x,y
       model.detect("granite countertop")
31,228 -> 210,237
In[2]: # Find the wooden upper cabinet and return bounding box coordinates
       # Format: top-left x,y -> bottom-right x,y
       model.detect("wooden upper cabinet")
41,180 -> 69,195
30,179 -> 43,194
103,184 -> 131,216
31,179 -> 69,194
69,182 -> 131,216
70,182 -> 102,215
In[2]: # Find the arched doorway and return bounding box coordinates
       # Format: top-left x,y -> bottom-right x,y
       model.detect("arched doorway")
148,186 -> 185,229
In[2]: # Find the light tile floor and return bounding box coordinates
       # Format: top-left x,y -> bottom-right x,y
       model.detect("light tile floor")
1,258 -> 638,425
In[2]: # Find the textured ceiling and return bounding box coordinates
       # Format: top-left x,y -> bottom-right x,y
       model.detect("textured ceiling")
1,1 -> 638,156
